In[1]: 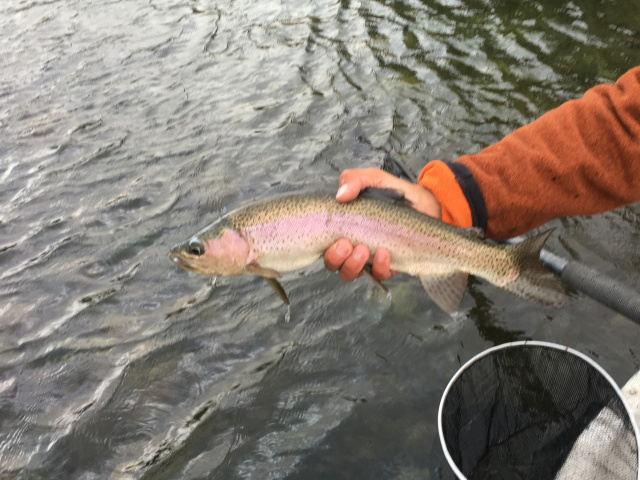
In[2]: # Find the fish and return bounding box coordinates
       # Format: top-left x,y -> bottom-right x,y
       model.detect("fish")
169,192 -> 565,314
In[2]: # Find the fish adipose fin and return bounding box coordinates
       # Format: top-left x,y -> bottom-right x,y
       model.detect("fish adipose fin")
503,229 -> 565,307
419,271 -> 469,315
264,277 -> 290,305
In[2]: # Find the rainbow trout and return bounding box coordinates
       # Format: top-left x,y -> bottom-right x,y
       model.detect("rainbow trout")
170,193 -> 564,314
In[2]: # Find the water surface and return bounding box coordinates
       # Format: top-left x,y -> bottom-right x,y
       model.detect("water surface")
1,0 -> 639,478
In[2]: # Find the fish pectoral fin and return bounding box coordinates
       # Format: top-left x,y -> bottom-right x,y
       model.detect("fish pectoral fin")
264,277 -> 290,305
245,263 -> 282,279
419,271 -> 469,316
362,264 -> 389,295
244,264 -> 290,305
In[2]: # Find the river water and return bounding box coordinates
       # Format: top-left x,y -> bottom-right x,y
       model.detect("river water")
1,0 -> 639,478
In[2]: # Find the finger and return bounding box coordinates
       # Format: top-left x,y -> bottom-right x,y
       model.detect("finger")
324,239 -> 353,272
336,169 -> 366,202
336,168 -> 398,202
339,244 -> 370,282
371,248 -> 393,281
337,168 -> 413,203
336,168 -> 442,219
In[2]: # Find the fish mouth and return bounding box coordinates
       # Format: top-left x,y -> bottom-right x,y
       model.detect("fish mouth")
170,251 -> 196,270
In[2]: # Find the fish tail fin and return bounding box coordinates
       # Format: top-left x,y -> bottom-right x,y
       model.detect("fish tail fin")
503,229 -> 565,307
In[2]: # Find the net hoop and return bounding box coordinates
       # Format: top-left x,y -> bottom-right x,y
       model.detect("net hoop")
438,340 -> 640,480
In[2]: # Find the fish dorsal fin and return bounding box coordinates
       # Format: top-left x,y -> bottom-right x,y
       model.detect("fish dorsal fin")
464,227 -> 485,239
359,188 -> 409,206
419,271 -> 469,315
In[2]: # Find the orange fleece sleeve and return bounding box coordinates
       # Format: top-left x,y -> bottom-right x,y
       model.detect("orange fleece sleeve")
418,67 -> 640,239
418,160 -> 472,228
456,66 -> 640,239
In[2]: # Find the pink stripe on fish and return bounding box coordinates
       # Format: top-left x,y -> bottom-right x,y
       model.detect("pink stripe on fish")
241,212 -> 472,266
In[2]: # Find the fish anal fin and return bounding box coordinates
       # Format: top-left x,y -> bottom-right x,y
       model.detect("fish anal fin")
419,271 -> 469,316
264,277 -> 290,305
245,263 -> 282,279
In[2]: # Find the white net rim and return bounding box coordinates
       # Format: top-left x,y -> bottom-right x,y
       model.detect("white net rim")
437,340 -> 640,480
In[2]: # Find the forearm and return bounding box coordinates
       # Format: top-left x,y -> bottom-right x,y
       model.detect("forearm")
420,66 -> 640,240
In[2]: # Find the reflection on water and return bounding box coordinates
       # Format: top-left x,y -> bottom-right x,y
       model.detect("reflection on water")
0,0 -> 639,478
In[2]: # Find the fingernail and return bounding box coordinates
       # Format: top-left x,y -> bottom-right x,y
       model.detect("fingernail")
336,184 -> 348,199
375,251 -> 387,264
353,249 -> 365,262
335,241 -> 349,257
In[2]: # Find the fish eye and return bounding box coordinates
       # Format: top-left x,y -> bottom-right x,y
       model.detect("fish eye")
187,239 -> 205,256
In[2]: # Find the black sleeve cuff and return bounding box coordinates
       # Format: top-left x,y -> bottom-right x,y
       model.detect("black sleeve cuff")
449,162 -> 488,234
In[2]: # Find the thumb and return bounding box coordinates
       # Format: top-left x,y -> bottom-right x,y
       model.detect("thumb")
336,168 -> 396,202
336,169 -> 368,202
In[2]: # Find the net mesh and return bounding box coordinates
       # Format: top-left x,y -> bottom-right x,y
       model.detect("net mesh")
440,344 -> 638,480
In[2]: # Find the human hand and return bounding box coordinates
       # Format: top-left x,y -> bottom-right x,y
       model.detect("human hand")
323,168 -> 441,282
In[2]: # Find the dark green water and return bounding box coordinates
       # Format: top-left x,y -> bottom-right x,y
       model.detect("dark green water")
0,0 -> 639,478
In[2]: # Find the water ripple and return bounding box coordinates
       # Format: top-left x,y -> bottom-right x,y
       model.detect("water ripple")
0,0 -> 638,478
